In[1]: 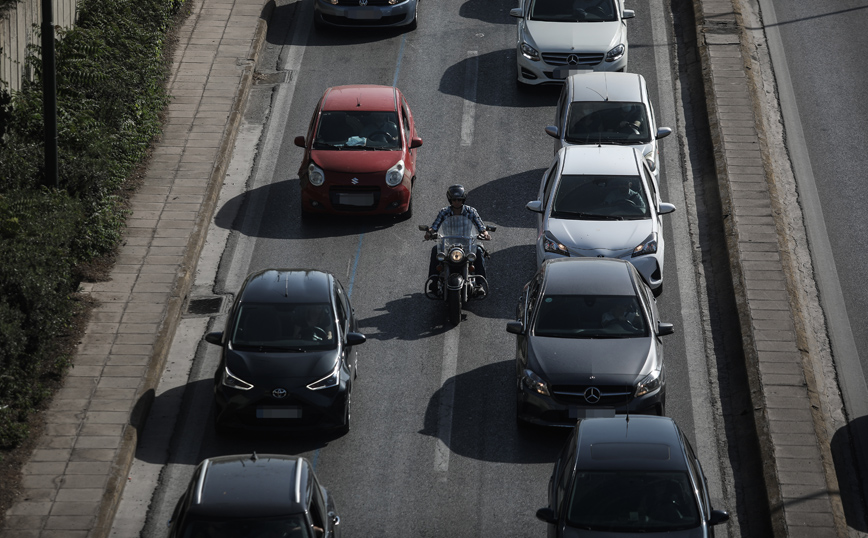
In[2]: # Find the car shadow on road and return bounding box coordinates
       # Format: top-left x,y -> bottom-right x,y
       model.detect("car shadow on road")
418,360 -> 569,464
457,0 -> 515,24
831,416 -> 868,532
466,168 -> 544,230
439,50 -> 560,108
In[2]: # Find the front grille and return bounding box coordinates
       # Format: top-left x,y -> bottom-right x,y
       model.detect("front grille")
541,52 -> 604,67
551,384 -> 633,406
321,13 -> 407,25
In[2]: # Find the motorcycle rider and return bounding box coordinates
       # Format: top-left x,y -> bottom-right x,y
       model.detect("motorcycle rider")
424,184 -> 490,294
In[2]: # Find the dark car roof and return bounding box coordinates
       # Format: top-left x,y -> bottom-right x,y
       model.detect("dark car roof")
238,269 -> 333,305
541,258 -> 636,296
322,85 -> 398,112
187,454 -> 311,518
574,416 -> 688,472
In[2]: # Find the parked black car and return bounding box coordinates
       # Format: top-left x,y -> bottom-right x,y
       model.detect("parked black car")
507,258 -> 673,426
205,269 -> 366,434
168,453 -> 340,537
537,416 -> 729,536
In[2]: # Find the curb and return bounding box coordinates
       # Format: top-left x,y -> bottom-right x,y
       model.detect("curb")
89,3 -> 273,536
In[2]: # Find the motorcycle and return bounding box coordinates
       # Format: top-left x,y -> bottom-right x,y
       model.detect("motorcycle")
419,215 -> 496,325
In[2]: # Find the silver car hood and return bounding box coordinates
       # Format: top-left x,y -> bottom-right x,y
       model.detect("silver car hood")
525,20 -> 622,53
547,217 -> 653,256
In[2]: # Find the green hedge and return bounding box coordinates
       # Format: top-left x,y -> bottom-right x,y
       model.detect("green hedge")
0,0 -> 184,448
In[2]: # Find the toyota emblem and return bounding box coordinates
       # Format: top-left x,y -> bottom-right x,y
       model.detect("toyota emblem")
272,388 -> 287,399
351,177 -> 359,185
567,54 -> 580,66
583,387 -> 602,404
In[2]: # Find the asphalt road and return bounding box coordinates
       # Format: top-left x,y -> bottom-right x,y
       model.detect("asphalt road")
110,0 -> 747,536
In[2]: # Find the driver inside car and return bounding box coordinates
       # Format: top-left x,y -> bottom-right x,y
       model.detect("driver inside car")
360,112 -> 399,144
603,179 -> 646,213
292,305 -> 334,342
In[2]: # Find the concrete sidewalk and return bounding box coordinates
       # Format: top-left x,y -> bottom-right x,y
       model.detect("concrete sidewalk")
0,0 -> 853,536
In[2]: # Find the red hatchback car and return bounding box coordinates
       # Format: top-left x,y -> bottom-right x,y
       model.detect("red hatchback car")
294,85 -> 423,218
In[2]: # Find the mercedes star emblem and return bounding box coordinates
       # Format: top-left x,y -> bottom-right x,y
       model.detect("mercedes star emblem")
584,386 -> 602,404
567,54 -> 580,66
272,388 -> 287,399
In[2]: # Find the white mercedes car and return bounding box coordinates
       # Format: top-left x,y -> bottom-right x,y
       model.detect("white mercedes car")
510,0 -> 634,86
527,146 -> 676,295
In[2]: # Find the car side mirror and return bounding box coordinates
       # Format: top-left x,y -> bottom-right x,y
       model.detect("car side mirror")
657,322 -> 675,336
294,136 -> 306,148
709,509 -> 730,526
345,332 -> 367,346
509,7 -> 523,18
506,321 -> 524,335
622,9 -> 635,19
410,136 -> 423,149
526,200 -> 543,213
535,507 -> 557,524
544,125 -> 559,139
656,127 -> 672,140
205,331 -> 223,345
658,202 -> 676,215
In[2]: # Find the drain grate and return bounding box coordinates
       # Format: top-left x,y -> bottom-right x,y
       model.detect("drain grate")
187,297 -> 223,315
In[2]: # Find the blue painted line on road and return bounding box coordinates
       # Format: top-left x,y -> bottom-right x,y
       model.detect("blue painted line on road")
393,34 -> 406,88
347,233 -> 364,299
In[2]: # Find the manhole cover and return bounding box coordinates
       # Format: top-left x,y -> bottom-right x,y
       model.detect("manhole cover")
188,297 -> 223,315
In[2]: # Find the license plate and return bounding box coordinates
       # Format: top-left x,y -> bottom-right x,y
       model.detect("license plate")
569,407 -> 615,419
337,193 -> 374,206
347,9 -> 381,19
257,407 -> 301,419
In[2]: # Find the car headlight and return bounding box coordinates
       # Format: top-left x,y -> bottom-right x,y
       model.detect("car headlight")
521,369 -> 550,396
449,248 -> 465,263
385,160 -> 405,187
222,366 -> 253,391
543,231 -> 570,256
308,163 -> 325,186
635,369 -> 662,397
644,149 -> 656,172
307,361 -> 341,391
520,41 -> 540,61
388,0 -> 398,4
605,44 -> 625,62
632,232 -> 658,257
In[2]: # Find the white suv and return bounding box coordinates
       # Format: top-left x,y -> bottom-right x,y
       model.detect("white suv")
546,71 -> 672,181
510,0 -> 634,86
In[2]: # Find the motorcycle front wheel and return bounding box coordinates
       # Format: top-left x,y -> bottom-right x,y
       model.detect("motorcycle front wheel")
447,287 -> 461,325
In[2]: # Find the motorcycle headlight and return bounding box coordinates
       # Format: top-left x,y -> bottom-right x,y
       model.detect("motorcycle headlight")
635,369 -> 662,397
222,366 -> 253,391
605,44 -> 625,62
632,232 -> 658,257
644,149 -> 656,172
449,248 -> 465,263
307,361 -> 341,391
520,41 -> 540,61
385,160 -> 405,187
543,231 -> 570,256
308,163 -> 325,186
436,252 -> 446,261
521,369 -> 550,396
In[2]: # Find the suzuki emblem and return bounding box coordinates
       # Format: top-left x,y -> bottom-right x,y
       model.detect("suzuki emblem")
272,388 -> 287,399
351,177 -> 359,185
583,387 -> 602,404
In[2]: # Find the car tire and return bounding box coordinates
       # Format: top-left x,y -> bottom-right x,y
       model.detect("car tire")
339,392 -> 351,435
652,282 -> 663,298
406,13 -> 417,31
398,194 -> 413,221
656,401 -> 666,416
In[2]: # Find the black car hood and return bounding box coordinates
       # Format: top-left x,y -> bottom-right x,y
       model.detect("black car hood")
560,525 -> 706,537
225,347 -> 338,385
528,336 -> 652,384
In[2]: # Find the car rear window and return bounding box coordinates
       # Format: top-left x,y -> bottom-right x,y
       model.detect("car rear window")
552,175 -> 649,220
565,102 -> 651,143
533,295 -> 648,338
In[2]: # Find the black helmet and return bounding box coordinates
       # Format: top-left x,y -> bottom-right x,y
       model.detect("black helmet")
447,184 -> 467,203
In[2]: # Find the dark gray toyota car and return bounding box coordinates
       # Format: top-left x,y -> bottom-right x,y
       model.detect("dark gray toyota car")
537,416 -> 729,536
507,257 -> 673,426
168,453 -> 340,537
205,269 -> 366,435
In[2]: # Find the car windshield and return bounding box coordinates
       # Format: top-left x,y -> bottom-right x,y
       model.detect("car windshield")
565,102 -> 651,144
180,515 -> 312,538
566,471 -> 701,532
533,295 -> 647,338
552,174 -> 649,219
529,0 -> 617,22
314,110 -> 401,149
230,303 -> 337,351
